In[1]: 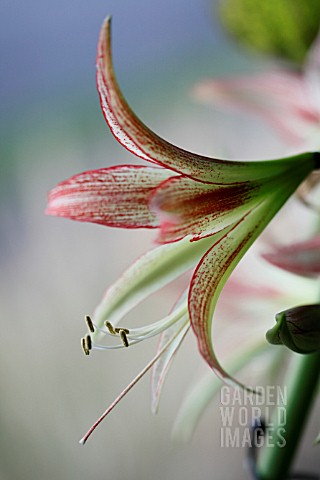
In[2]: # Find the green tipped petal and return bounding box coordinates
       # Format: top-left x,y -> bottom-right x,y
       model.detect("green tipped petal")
91,234 -> 218,341
151,316 -> 189,414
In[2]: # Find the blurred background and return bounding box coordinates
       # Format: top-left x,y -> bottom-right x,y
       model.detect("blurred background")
1,1 -> 319,479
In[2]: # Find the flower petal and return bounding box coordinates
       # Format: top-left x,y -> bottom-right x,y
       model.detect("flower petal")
46,165 -> 171,228
150,318 -> 189,414
150,175 -> 265,242
194,71 -> 319,144
262,235 -> 320,277
189,217 -> 258,386
150,291 -> 189,414
188,171 -> 310,384
91,233 -> 219,339
97,17 -> 302,183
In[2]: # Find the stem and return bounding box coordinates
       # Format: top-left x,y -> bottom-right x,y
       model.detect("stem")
257,351 -> 320,480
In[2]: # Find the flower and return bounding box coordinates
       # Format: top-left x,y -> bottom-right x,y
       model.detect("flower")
193,32 -> 320,150
46,17 -> 319,443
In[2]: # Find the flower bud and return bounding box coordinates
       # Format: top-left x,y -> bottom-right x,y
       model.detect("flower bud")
266,304 -> 320,354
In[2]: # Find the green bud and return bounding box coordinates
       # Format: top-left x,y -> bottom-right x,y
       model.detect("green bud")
218,0 -> 320,64
266,304 -> 320,354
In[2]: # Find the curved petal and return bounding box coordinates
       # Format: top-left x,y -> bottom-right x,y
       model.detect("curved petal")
150,175 -> 264,242
188,172 -> 309,385
150,319 -> 189,414
188,214 -> 259,386
262,235 -> 320,277
46,165 -> 171,228
91,233 -> 221,339
150,291 -> 189,414
194,71 -> 318,144
97,17 -> 303,183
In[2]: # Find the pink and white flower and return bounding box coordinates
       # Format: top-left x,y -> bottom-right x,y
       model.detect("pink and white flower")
46,17 -> 319,443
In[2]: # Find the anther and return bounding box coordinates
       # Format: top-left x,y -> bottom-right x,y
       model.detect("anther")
85,334 -> 92,351
85,315 -> 95,333
81,337 -> 90,356
119,329 -> 129,347
115,327 -> 130,334
105,321 -> 116,334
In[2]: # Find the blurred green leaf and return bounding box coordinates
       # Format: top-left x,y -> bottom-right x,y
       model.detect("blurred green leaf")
218,0 -> 320,64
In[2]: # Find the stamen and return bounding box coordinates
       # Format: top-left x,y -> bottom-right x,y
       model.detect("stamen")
115,327 -> 130,334
79,321 -> 190,445
105,321 -> 116,334
81,337 -> 90,356
121,302 -> 188,339
91,338 -> 143,350
85,334 -> 92,351
85,315 -> 95,333
119,329 -> 129,347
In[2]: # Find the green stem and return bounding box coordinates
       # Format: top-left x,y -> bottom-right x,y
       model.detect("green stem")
257,351 -> 320,480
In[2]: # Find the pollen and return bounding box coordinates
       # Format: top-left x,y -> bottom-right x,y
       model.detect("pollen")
115,327 -> 130,334
85,334 -> 92,351
119,329 -> 129,347
81,337 -> 90,356
85,315 -> 95,333
105,321 -> 116,334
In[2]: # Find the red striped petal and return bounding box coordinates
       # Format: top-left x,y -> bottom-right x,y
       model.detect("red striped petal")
188,220 -> 255,386
46,165 -> 171,228
262,236 -> 320,277
188,179 -> 299,384
97,17 -> 297,184
150,175 -> 263,242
